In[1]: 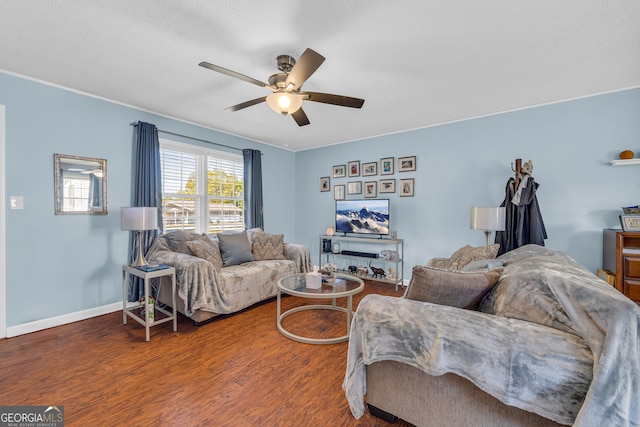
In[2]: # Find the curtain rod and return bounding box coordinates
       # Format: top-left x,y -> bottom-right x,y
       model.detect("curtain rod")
130,122 -> 244,153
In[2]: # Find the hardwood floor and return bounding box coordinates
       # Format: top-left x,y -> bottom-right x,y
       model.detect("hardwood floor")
0,281 -> 412,426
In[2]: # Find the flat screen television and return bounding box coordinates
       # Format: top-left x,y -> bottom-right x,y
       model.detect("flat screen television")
335,199 -> 390,236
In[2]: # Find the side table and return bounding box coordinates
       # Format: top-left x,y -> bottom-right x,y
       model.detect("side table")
122,264 -> 177,341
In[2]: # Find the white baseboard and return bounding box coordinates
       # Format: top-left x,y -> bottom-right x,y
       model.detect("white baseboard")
6,302 -> 128,338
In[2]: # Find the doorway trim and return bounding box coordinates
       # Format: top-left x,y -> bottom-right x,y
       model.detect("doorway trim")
1,104 -> 6,338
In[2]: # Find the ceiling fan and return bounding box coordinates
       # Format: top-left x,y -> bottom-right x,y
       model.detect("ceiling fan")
199,48 -> 365,126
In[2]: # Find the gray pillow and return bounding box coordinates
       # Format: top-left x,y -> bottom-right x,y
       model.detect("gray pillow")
162,231 -> 201,254
405,265 -> 504,310
217,232 -> 254,266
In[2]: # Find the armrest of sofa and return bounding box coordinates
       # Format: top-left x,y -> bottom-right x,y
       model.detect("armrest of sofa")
283,243 -> 313,273
146,237 -> 219,315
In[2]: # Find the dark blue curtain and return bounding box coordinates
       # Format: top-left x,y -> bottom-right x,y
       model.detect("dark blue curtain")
243,149 -> 264,230
128,121 -> 163,301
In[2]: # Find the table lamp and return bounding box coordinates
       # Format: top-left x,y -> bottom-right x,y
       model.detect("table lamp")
470,207 -> 506,246
121,207 -> 158,266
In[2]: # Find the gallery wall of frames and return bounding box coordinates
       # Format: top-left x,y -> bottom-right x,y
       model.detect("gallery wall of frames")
319,155 -> 416,199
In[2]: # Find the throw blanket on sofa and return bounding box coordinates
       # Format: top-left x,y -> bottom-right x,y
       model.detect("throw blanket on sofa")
343,245 -> 640,426
146,236 -> 312,315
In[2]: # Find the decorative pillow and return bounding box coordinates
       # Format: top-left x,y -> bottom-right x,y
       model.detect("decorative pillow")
217,232 -> 254,266
446,244 -> 500,270
162,230 -> 202,255
186,239 -> 223,270
405,265 -> 504,309
461,258 -> 504,271
251,233 -> 286,261
246,227 -> 265,241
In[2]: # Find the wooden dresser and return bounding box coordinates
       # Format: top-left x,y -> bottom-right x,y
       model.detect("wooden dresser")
603,229 -> 640,303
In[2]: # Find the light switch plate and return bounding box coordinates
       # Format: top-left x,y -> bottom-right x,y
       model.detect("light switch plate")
10,196 -> 24,210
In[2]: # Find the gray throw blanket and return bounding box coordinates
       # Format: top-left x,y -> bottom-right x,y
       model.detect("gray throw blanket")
343,245 -> 640,426
146,234 -> 312,315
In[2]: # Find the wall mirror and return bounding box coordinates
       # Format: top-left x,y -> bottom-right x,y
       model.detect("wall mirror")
54,153 -> 108,215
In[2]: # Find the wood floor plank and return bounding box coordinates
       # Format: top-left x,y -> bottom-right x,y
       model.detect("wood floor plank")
0,281 -> 412,426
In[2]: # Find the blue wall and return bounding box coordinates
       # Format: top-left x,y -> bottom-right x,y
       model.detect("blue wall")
0,72 -> 296,328
295,88 -> 640,279
2,70 -> 639,331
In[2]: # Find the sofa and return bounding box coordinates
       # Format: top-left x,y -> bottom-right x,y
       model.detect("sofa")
343,244 -> 640,426
146,229 -> 312,324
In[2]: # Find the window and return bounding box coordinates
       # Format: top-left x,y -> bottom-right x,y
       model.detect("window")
159,139 -> 244,234
62,173 -> 92,212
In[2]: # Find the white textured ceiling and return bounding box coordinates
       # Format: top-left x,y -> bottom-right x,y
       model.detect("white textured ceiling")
1,1 -> 639,151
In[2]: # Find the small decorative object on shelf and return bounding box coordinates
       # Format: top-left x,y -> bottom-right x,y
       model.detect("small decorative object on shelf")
381,250 -> 399,261
368,261 -> 386,279
622,206 -> 640,215
619,214 -> 640,231
387,268 -> 397,280
619,150 -> 635,160
322,262 -> 337,272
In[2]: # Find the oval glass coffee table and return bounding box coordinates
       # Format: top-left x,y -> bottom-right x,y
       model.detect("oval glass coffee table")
277,272 -> 364,344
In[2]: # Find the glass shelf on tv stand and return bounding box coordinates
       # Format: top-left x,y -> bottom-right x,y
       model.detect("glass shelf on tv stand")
319,234 -> 404,291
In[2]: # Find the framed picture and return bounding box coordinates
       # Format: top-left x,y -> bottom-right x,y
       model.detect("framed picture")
380,157 -> 394,175
347,181 -> 362,195
379,178 -> 395,193
348,161 -> 360,177
362,162 -> 377,176
399,178 -> 414,197
332,165 -> 346,178
319,177 -> 330,192
619,215 -> 640,231
398,156 -> 416,172
364,181 -> 377,198
334,184 -> 345,200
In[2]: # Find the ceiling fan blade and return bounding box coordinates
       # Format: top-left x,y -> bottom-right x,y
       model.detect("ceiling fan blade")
291,108 -> 310,126
225,96 -> 267,112
285,49 -> 325,90
199,61 -> 269,88
304,92 -> 365,108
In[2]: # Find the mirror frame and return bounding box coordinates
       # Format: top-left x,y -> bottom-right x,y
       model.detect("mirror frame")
54,153 -> 108,215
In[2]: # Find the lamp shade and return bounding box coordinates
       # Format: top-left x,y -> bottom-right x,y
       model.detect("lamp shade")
121,207 -> 158,231
266,92 -> 303,115
470,207 -> 506,231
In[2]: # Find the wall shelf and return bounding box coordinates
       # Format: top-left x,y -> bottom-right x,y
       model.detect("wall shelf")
611,159 -> 640,166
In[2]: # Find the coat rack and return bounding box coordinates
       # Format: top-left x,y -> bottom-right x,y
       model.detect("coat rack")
511,158 -> 522,190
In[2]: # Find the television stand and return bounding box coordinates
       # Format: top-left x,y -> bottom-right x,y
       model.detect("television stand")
319,234 -> 404,290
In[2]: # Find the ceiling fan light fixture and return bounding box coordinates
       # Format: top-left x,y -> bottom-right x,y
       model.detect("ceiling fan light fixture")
266,92 -> 303,115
